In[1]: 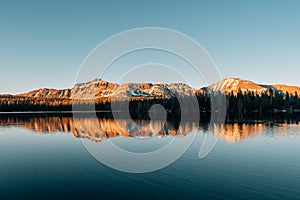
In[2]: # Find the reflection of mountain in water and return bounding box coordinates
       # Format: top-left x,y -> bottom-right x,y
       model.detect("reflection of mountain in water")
211,123 -> 267,143
0,114 -> 299,143
0,114 -> 199,142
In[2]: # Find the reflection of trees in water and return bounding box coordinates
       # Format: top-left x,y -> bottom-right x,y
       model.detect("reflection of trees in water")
0,114 -> 199,142
211,123 -> 267,143
0,114 -> 299,143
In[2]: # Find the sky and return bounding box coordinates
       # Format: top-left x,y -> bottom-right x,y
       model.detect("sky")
0,0 -> 300,94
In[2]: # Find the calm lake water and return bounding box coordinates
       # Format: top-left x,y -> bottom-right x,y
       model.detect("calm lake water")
1,114 -> 300,199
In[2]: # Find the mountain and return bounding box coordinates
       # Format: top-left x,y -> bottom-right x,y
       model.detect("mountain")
1,77 -> 300,113
272,84 -> 300,96
18,79 -> 202,100
4,77 -> 299,99
210,78 -> 300,96
71,79 -> 118,99
210,78 -> 267,95
19,88 -> 71,99
3,77 -> 300,99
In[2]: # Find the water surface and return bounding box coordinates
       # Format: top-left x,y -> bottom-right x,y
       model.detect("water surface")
1,114 -> 300,199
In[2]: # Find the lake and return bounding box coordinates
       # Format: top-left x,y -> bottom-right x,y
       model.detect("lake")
1,113 -> 300,199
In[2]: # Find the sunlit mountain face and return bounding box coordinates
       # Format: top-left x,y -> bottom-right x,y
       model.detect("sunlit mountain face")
10,78 -> 300,99
16,79 -> 202,99
211,78 -> 300,96
210,78 -> 268,95
1,78 -> 300,113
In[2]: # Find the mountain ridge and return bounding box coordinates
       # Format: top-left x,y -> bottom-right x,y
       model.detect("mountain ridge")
1,77 -> 300,113
8,77 -> 300,99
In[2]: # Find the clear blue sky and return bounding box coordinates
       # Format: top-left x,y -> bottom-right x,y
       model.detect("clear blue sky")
1,0 -> 300,94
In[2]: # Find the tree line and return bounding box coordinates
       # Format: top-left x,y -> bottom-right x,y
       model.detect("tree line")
0,89 -> 299,118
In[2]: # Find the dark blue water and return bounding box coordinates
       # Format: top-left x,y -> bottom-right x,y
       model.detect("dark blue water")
1,116 -> 300,199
